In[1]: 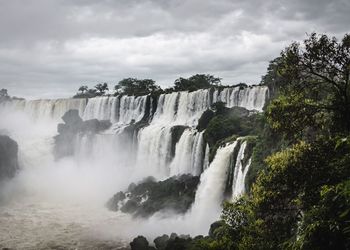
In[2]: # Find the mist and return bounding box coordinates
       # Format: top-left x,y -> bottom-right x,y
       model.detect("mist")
0,100 -> 212,247
0,87 -> 264,248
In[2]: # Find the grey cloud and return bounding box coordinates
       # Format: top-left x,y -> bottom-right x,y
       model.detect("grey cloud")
0,0 -> 349,98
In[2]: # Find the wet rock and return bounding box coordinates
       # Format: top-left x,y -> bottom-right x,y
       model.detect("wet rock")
0,135 -> 19,181
54,109 -> 112,160
107,174 -> 200,218
61,109 -> 83,125
170,125 -> 188,158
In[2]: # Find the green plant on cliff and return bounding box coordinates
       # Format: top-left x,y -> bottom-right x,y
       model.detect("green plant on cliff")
218,33 -> 350,250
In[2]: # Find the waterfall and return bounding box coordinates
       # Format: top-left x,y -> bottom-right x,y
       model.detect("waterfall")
135,86 -> 267,178
212,85 -> 268,111
83,96 -> 116,121
189,141 -> 239,229
0,86 -> 267,182
169,130 -> 204,176
1,85 -> 268,124
0,98 -> 87,121
82,95 -> 148,124
135,125 -> 173,178
203,143 -> 210,170
231,141 -> 251,198
118,95 -> 148,124
0,86 -> 269,246
190,131 -> 205,176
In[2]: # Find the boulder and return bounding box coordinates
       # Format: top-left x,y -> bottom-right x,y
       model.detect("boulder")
61,109 -> 83,125
81,119 -> 112,133
54,109 -> 112,159
107,174 -> 200,217
0,135 -> 18,181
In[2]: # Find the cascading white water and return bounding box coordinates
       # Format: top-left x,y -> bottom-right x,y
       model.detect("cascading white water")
169,130 -> 204,176
190,131 -> 205,176
203,143 -> 210,170
82,95 -> 148,124
212,86 -> 268,111
231,140 -> 251,198
135,86 -> 267,181
0,98 -> 87,121
83,96 -> 115,121
0,86 -> 267,246
118,95 -> 148,124
135,125 -> 173,178
188,141 -> 239,232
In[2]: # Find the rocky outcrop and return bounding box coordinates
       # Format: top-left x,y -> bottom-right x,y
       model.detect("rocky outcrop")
54,109 -> 111,159
107,174 -> 200,218
170,125 -> 188,158
0,135 -> 19,181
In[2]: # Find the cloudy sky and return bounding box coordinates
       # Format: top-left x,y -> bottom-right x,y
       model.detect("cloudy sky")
0,0 -> 349,99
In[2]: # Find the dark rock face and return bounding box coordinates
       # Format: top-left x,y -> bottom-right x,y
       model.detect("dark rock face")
61,109 -> 83,125
107,174 -> 200,218
0,135 -> 19,181
196,109 -> 215,132
54,109 -> 111,159
170,125 -> 188,158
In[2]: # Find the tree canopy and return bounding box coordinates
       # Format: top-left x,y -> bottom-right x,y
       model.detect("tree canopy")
217,32 -> 350,250
173,74 -> 221,91
114,78 -> 161,96
267,33 -> 350,135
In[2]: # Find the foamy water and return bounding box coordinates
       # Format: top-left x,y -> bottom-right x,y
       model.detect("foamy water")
0,198 -> 129,249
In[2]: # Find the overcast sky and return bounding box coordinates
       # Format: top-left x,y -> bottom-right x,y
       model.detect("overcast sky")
0,0 -> 349,99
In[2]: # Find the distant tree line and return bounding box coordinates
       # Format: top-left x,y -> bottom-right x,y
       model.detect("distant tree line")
73,74 -> 225,98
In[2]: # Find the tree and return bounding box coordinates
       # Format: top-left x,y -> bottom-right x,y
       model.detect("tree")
115,78 -> 161,96
174,74 -> 221,91
94,82 -> 109,95
272,33 -> 350,134
0,88 -> 8,97
78,85 -> 88,94
260,57 -> 284,98
217,34 -> 350,250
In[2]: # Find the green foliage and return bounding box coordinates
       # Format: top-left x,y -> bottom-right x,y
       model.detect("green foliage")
277,33 -> 350,134
204,105 -> 262,161
267,93 -> 323,140
202,33 -> 350,250
130,236 -> 155,250
197,109 -> 215,132
73,83 -> 108,98
94,82 -> 109,95
78,85 -> 88,94
174,74 -> 221,92
127,33 -> 350,250
260,57 -> 284,99
291,180 -> 350,250
115,78 -> 162,96
247,114 -> 287,190
204,115 -> 241,148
